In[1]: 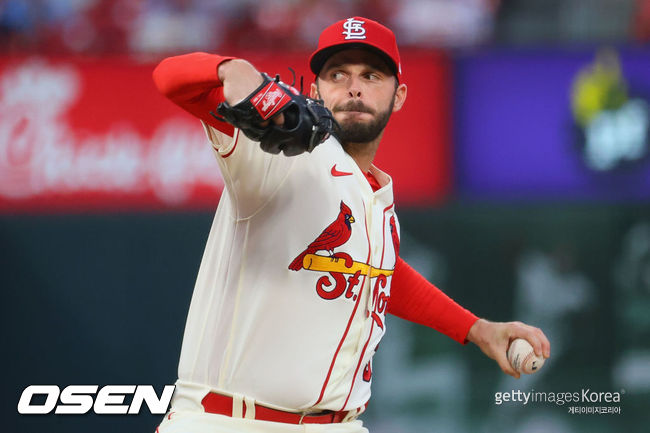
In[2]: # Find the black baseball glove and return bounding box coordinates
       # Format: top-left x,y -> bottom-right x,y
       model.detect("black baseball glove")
213,72 -> 337,156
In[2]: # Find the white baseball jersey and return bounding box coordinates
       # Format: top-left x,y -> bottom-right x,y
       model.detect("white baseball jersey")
171,121 -> 400,415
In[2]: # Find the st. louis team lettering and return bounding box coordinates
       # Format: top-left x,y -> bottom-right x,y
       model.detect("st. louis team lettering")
371,274 -> 389,330
342,18 -> 366,40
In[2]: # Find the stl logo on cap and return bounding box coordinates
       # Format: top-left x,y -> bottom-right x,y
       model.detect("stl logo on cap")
342,18 -> 366,40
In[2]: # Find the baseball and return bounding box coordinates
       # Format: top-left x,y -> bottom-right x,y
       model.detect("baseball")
507,338 -> 545,374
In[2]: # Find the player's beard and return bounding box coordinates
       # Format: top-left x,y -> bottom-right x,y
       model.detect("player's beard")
334,96 -> 395,146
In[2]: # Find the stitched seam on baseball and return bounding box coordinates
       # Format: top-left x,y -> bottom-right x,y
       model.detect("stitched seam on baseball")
522,352 -> 533,373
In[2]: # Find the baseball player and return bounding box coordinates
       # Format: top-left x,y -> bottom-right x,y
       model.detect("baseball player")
152,16 -> 550,433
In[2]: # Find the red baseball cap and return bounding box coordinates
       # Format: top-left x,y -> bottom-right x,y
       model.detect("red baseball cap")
309,17 -> 402,81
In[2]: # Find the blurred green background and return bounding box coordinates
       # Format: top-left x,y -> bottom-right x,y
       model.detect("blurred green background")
4,203 -> 649,431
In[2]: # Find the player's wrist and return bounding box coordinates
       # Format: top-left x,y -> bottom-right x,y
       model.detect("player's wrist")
466,318 -> 489,346
218,59 -> 264,105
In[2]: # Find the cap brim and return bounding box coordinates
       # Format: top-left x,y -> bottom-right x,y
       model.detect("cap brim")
310,43 -> 399,78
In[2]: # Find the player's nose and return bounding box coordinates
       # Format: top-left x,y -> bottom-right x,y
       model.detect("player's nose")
347,75 -> 362,98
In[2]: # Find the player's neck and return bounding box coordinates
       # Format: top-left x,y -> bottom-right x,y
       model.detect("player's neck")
342,133 -> 383,173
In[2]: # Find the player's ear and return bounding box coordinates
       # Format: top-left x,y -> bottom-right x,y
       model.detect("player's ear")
392,83 -> 407,113
310,81 -> 320,99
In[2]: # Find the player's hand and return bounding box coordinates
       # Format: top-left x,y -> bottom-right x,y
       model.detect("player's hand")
466,318 -> 551,379
216,67 -> 334,156
218,59 -> 284,126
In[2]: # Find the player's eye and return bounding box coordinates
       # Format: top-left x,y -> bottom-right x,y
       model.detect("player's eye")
331,71 -> 345,81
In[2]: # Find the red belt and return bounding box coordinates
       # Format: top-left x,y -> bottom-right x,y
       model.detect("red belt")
201,392 -> 350,424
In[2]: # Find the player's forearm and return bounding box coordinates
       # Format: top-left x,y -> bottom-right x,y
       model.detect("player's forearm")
153,52 -> 233,101
153,52 -> 241,129
388,257 -> 479,344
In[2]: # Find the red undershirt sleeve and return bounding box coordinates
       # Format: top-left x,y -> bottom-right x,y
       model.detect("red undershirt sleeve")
152,52 -> 236,135
388,257 -> 479,344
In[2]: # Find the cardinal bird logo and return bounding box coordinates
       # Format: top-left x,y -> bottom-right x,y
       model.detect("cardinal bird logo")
288,201 -> 355,271
389,215 -> 399,256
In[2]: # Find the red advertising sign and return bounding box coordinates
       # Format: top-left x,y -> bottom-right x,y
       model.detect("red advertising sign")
0,52 -> 451,213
